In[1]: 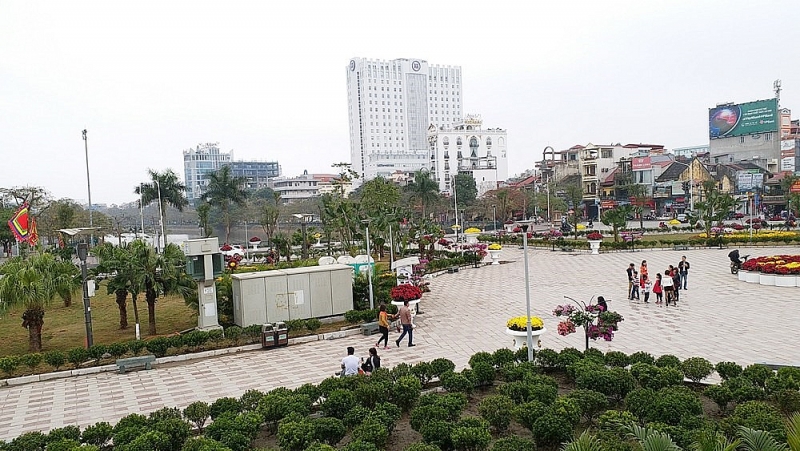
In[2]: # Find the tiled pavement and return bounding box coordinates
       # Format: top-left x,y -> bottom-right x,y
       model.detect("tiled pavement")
1,245 -> 799,440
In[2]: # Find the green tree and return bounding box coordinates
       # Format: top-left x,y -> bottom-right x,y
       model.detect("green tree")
257,192 -> 282,248
0,254 -> 64,351
625,183 -> 649,230
201,166 -> 248,243
135,169 -> 189,236
601,205 -> 633,243
196,202 -> 213,238
359,177 -> 401,259
562,182 -> 585,240
692,180 -> 736,242
781,175 -> 800,218
408,170 -> 440,219
95,242 -> 137,330
453,173 -> 478,210
125,240 -> 187,335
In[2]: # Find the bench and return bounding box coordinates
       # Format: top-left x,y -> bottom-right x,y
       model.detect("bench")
116,355 -> 156,374
673,244 -> 690,251
447,266 -> 459,274
359,322 -> 380,336
560,247 -> 574,252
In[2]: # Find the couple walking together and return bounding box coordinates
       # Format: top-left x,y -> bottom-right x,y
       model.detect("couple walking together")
376,299 -> 416,349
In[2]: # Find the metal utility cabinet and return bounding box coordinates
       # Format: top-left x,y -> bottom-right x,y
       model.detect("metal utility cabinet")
231,264 -> 354,327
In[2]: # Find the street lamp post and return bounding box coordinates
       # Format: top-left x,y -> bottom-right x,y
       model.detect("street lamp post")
293,214 -> 312,260
82,130 -> 93,247
452,175 -> 459,242
76,243 -> 94,348
154,180 -> 166,252
362,219 -> 374,310
492,205 -> 497,232
519,221 -> 534,361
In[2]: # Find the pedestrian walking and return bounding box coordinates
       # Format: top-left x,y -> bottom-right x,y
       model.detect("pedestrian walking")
626,263 -> 636,299
375,304 -> 394,350
642,274 -> 651,303
395,299 -> 415,347
640,260 -> 648,281
661,270 -> 674,305
671,267 -> 681,303
630,271 -> 640,300
678,256 -> 690,289
653,273 -> 663,304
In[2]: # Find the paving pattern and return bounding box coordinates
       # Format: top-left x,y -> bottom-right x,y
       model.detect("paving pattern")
1,245 -> 799,440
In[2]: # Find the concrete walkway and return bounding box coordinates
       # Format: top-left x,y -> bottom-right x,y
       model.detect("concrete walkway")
1,245 -> 799,441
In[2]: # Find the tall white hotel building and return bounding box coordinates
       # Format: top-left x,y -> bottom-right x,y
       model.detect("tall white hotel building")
346,57 -> 462,185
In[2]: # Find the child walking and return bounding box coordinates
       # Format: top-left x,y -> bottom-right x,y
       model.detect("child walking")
630,271 -> 640,301
653,273 -> 663,304
642,274 -> 651,303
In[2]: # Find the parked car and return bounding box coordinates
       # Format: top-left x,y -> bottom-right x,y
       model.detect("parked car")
220,244 -> 246,258
677,214 -> 688,223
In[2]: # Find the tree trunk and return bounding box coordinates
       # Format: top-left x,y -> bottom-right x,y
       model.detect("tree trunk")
115,289 -> 129,329
146,286 -> 157,335
131,296 -> 141,336
22,306 -> 45,352
63,292 -> 72,308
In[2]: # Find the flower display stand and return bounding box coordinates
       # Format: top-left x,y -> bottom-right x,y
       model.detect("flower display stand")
745,271 -> 760,283
488,250 -> 501,265
759,274 -> 776,286
774,275 -> 797,287
738,270 -> 748,282
250,240 -> 261,249
588,240 -> 602,255
391,299 -> 421,327
465,233 -> 479,244
505,327 -> 546,350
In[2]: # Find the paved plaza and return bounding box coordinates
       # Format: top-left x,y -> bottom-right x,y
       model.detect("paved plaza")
1,245 -> 799,440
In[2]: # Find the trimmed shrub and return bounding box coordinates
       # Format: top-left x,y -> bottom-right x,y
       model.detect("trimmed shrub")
87,344 -> 107,363
276,416 -> 314,451
682,357 -> 714,383
343,405 -> 372,429
46,438 -> 82,451
181,436 -> 232,450
558,347 -> 584,368
566,388 -> 609,423
490,436 -> 536,451
742,364 -> 773,388
145,337 -> 172,358
645,386 -> 703,426
523,372 -> 559,390
391,375 -> 422,411
209,397 -> 242,420
113,426 -> 147,448
492,348 -> 516,368
372,402 -> 402,433
477,395 -> 515,431
224,326 -> 243,344
321,389 -> 356,419
625,388 -> 656,420
410,405 -> 448,432
468,351 -> 494,369
497,381 -> 529,404
597,409 -> 637,436
107,342 -> 128,359
583,348 -> 605,364
514,346 -> 533,363
207,329 -> 224,342
513,400 -> 548,431
654,354 -> 682,368
343,440 -> 380,451
531,412 -> 574,448
126,340 -> 147,356
724,376 -> 765,403
205,412 -> 262,451
117,430 -> 171,451
258,393 -> 311,427
391,362 -> 413,381
305,318 -> 322,332
47,425 -> 81,443
551,396 -> 581,427
81,421 -> 113,448
294,383 -> 321,405
451,425 -> 491,451
351,418 -> 389,449
704,384 -> 733,413
419,420 -> 454,451
604,351 -> 629,367
312,417 -> 346,446
576,366 -> 635,401
527,383 -> 558,405
441,371 -> 474,395
725,400 -> 786,441
10,431 -> 48,450
67,347 -> 89,368
410,362 -> 434,386
715,361 -> 743,381
470,361 -> 496,387
183,401 -> 211,431
535,348 -> 559,370
149,406 -> 183,422
630,363 -> 683,390
113,413 -> 149,433
628,351 -> 655,366
405,444 -> 442,451
151,417 -> 191,451
238,389 -> 265,413
354,380 -> 391,409
500,361 -> 538,382
18,353 -> 42,372
43,350 -> 67,371
774,389 -> 800,415
417,392 -> 468,421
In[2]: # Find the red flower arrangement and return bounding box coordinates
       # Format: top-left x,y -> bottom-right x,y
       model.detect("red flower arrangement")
586,231 -> 603,240
220,244 -> 233,251
249,236 -> 262,243
390,284 -> 423,302
513,226 -> 522,233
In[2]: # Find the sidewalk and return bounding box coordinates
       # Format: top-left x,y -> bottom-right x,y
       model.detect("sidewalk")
2,246 -> 799,441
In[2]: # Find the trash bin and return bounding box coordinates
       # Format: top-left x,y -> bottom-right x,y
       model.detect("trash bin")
275,322 -> 289,346
261,323 -> 276,349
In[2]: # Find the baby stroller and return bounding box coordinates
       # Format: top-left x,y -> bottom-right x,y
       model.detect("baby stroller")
728,249 -> 749,274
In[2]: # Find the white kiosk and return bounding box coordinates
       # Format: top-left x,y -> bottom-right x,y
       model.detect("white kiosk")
182,238 -> 224,330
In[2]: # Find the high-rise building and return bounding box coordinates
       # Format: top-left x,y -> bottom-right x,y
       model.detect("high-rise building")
183,142 -> 281,202
347,57 -> 462,184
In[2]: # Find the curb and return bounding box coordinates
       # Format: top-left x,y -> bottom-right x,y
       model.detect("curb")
0,328 -> 364,388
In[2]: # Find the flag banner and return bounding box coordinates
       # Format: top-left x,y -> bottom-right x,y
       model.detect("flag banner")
28,218 -> 39,247
8,203 -> 31,243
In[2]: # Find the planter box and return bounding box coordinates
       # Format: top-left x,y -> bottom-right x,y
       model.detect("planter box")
760,274 -> 776,286
505,327 -> 546,350
738,270 -> 748,282
745,271 -> 761,283
774,274 -> 797,287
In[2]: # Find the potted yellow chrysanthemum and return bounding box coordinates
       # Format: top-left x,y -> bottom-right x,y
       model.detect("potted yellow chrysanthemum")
505,316 -> 546,350
487,243 -> 502,265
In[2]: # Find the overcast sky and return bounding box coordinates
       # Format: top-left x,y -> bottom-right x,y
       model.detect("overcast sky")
1,1 -> 798,205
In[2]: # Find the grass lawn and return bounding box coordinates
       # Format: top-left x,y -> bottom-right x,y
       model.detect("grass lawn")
0,287 -> 198,357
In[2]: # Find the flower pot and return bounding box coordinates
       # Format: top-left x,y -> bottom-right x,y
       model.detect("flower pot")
588,240 -> 602,255
505,327 -> 547,350
759,273 -> 776,286
745,271 -> 760,283
775,274 -> 797,287
250,241 -> 261,249
465,233 -> 479,244
488,249 -> 501,265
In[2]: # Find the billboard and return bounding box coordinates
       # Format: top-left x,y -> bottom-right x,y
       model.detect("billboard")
736,171 -> 763,192
709,99 -> 778,139
632,156 -> 651,170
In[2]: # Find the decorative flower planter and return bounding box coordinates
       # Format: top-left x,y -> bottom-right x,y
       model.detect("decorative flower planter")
488,250 -> 501,265
465,233 -> 479,244
759,274 -> 776,286
745,271 -> 761,283
775,274 -> 797,287
587,240 -> 602,255
391,299 -> 421,326
505,328 -> 546,350
738,270 -> 748,282
250,240 -> 261,249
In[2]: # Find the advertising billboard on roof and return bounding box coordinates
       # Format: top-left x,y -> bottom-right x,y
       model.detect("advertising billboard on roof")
709,99 -> 778,139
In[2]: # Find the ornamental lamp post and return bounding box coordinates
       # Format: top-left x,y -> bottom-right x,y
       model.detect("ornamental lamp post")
361,219 -> 374,310
518,219 -> 535,362
76,243 -> 94,348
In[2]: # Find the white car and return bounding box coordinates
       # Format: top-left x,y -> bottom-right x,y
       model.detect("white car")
220,245 -> 245,258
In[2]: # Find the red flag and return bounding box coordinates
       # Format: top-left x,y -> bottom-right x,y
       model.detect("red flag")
28,218 -> 39,247
8,203 -> 30,243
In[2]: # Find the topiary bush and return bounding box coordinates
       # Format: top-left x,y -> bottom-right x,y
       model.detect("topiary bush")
535,348 -> 559,370
350,418 -> 389,449
47,425 -> 81,443
183,401 -> 211,431
531,412 -> 574,448
654,354 -> 682,368
181,436 -> 232,450
149,406 -> 183,423
343,440 -> 380,451
224,326 -> 243,344
492,348 -> 516,368
419,420 -> 454,451
597,409 -> 637,437
724,376 -> 765,403
305,318 -> 322,332
724,400 -> 786,441
405,444 -> 442,451
625,388 -> 656,421
391,375 -> 422,411
81,421 -> 113,448
583,348 -> 605,364
490,436 -> 537,451
566,388 -> 609,423
704,384 -> 733,413
429,358 -> 456,379
470,361 -> 496,387
628,351 -> 655,366
126,340 -> 147,356
87,344 -> 108,364
773,388 -> 800,415
513,400 -> 548,431
441,371 -> 474,395
629,363 -> 683,390
477,395 -> 515,431
558,347 -> 584,368
276,415 -> 314,451
410,361 -> 434,386
67,347 -> 89,368
645,386 -> 703,426
355,379 -> 391,409
150,417 -> 191,451
145,337 -> 172,358
107,342 -> 128,359
682,357 -> 714,383
527,382 -> 558,405
43,350 -> 67,371
451,424 -> 491,451
742,364 -> 773,388
209,397 -> 242,420
604,351 -> 629,367
312,417 -> 346,446
343,405 -> 372,429
18,353 -> 42,373
469,351 -> 494,369
321,389 -> 356,419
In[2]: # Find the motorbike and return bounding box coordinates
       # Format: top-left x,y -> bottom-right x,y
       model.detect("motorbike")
728,249 -> 750,274
658,222 -> 668,230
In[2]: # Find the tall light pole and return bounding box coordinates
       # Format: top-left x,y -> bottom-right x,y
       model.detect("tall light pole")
452,175 -> 459,242
82,130 -> 93,247
492,205 -> 497,232
139,182 -> 144,238
520,221 -> 534,361
361,219 -> 374,310
154,180 -> 165,252
76,243 -> 94,348
293,214 -> 311,260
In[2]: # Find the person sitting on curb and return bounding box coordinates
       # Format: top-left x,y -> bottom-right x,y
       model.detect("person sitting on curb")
336,346 -> 360,377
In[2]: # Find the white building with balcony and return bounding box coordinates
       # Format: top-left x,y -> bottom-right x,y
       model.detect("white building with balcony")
427,114 -> 508,196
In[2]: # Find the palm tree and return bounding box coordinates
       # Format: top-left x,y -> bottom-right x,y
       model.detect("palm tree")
135,169 -> 189,235
95,242 -> 135,330
0,254 -> 61,351
201,166 -> 248,243
128,240 -> 185,335
562,431 -> 604,451
627,424 -> 682,451
408,170 -> 440,219
737,427 -> 787,451
690,430 -> 739,451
